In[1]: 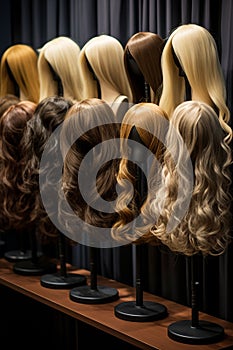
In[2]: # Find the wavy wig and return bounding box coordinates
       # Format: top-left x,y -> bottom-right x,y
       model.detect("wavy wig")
124,32 -> 164,104
0,94 -> 20,119
0,44 -> 40,103
159,24 -> 232,143
59,98 -> 120,242
25,96 -> 73,241
148,101 -> 232,256
111,103 -> 169,243
38,36 -> 82,102
0,101 -> 37,230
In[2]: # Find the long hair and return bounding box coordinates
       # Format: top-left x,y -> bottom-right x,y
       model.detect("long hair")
148,101 -> 232,256
124,32 -> 164,104
38,36 -> 82,102
59,98 -> 120,243
159,24 -> 232,143
25,96 -> 73,241
0,94 -> 20,119
78,35 -> 132,102
0,101 -> 37,230
0,44 -> 40,103
111,103 -> 169,243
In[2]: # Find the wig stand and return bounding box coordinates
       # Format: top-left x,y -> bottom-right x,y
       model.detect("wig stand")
168,254 -> 224,344
114,243 -> 167,321
70,246 -> 119,304
115,126 -> 167,321
4,229 -> 32,262
40,231 -> 87,289
13,227 -> 57,275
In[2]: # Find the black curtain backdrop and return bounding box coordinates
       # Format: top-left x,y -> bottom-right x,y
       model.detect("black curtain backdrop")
0,0 -> 233,323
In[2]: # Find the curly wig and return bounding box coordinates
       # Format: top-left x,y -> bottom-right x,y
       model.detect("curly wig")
111,102 -> 169,243
0,101 -> 37,230
148,101 -> 232,256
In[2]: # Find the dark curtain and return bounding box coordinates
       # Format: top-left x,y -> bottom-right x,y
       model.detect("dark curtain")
0,0 -> 232,323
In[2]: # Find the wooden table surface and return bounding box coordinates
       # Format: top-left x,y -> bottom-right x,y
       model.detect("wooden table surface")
0,258 -> 233,350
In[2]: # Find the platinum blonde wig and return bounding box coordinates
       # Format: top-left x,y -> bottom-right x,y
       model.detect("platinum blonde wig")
38,36 -> 82,101
148,101 -> 232,256
0,44 -> 40,103
159,24 -> 232,143
78,34 -> 132,102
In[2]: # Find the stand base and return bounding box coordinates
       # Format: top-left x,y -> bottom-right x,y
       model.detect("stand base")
4,249 -> 43,262
114,301 -> 168,322
168,320 -> 225,344
40,272 -> 87,289
13,257 -> 57,276
70,285 -> 119,304
0,240 -> 5,258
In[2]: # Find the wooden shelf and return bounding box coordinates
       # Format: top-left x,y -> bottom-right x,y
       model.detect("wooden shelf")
0,258 -> 233,350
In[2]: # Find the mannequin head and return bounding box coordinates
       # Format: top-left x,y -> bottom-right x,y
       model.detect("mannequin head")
0,44 -> 40,103
0,101 -> 37,230
124,32 -> 164,104
159,24 -> 232,142
59,98 -> 120,238
78,35 -> 132,104
111,103 -> 169,243
148,100 -> 232,256
38,36 -> 82,102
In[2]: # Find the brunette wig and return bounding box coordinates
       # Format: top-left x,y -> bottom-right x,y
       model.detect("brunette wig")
0,101 -> 37,230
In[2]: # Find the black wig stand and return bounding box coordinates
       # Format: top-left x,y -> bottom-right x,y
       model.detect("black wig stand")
114,242 -> 168,321
4,229 -> 33,262
40,231 -> 87,289
13,228 -> 57,275
168,254 -> 224,344
70,246 -> 119,304
115,126 -> 167,321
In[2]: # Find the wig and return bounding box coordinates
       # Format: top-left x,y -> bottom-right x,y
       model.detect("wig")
111,103 -> 169,243
124,32 -> 164,104
159,24 -> 232,143
38,36 -> 82,102
0,101 -> 37,230
59,98 -> 120,243
0,44 -> 40,103
24,96 -> 73,241
147,101 -> 232,256
0,94 -> 20,119
78,35 -> 132,106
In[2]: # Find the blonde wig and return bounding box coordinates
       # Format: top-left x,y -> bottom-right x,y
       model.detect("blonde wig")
148,101 -> 232,256
0,44 -> 40,103
111,103 -> 169,243
38,36 -> 82,102
124,32 -> 164,104
59,98 -> 120,240
24,96 -> 73,241
78,35 -> 132,103
0,101 -> 37,230
159,24 -> 232,143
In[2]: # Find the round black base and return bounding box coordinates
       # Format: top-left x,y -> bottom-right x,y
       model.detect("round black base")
40,272 -> 87,289
4,249 -> 32,262
70,285 -> 119,304
4,249 -> 43,262
13,258 -> 57,276
168,320 -> 225,345
114,301 -> 168,322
